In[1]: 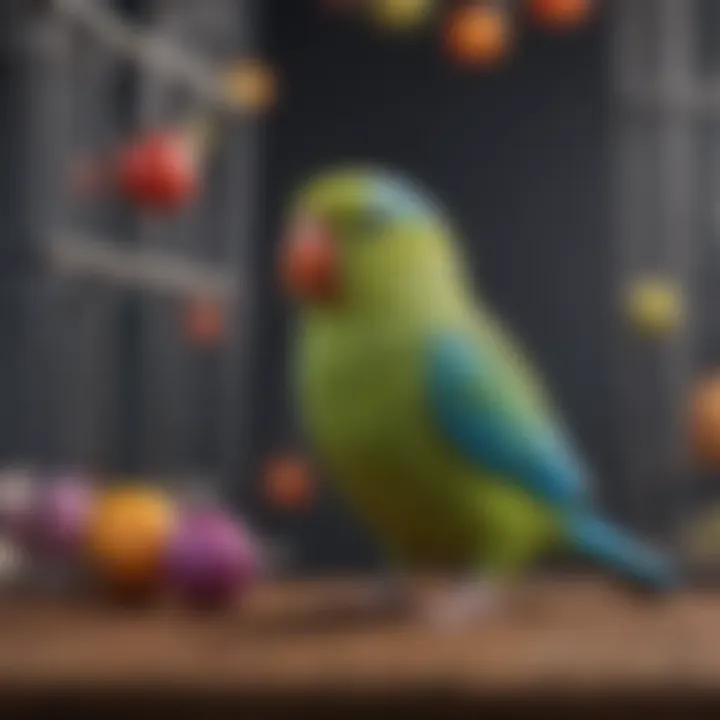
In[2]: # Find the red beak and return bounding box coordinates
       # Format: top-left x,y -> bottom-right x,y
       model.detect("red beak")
279,216 -> 339,303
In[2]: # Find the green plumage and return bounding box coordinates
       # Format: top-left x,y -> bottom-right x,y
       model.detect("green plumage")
288,168 -> 560,578
297,313 -> 560,574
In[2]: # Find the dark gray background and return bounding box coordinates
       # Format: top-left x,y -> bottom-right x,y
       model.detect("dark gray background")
246,2 -> 613,572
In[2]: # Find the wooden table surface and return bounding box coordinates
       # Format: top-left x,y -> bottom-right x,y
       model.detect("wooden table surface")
1,577 -> 720,714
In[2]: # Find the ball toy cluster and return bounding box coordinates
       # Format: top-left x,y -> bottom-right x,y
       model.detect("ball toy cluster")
321,0 -> 597,70
0,471 -> 261,608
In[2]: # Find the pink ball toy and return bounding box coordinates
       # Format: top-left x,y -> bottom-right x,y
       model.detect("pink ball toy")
164,508 -> 260,606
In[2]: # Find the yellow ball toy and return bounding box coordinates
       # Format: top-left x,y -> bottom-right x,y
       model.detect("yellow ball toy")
625,277 -> 683,337
222,60 -> 278,114
85,486 -> 177,598
367,0 -> 436,34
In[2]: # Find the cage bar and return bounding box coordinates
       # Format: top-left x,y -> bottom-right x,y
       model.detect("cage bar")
0,0 -> 256,491
611,0 -> 697,546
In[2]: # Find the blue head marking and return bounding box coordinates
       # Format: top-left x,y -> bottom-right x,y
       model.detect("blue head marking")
370,176 -> 435,220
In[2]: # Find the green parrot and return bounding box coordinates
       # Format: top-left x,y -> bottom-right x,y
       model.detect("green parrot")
279,167 -> 678,621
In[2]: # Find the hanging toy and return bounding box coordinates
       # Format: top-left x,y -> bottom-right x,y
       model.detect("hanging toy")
527,0 -> 595,32
443,3 -> 515,69
116,127 -> 201,213
71,58 -> 276,213
71,129 -> 200,214
221,59 -> 279,115
625,276 -> 684,338
263,454 -> 316,512
367,0 -> 437,35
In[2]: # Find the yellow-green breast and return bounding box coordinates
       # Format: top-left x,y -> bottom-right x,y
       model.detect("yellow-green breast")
295,315 -> 557,570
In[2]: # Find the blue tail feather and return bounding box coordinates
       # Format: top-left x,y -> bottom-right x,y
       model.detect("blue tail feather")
566,514 -> 680,591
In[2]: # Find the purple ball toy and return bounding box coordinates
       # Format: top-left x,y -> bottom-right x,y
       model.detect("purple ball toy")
164,508 -> 259,606
27,476 -> 94,558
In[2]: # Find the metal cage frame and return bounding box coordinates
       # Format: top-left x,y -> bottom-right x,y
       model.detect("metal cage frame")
0,0 -> 258,493
611,0 -> 719,565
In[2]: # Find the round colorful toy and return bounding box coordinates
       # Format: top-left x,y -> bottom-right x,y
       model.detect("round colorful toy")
263,454 -> 316,511
164,508 -> 260,607
26,475 -> 95,559
85,486 -> 177,599
116,129 -> 199,213
367,0 -> 436,34
527,0 -> 595,32
222,60 -> 278,114
444,4 -> 514,69
625,277 -> 683,338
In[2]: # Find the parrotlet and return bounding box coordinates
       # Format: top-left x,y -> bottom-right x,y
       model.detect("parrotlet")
279,167 -> 678,622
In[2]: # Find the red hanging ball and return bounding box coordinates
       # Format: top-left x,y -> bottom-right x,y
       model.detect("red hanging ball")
263,455 -> 315,512
117,130 -> 199,213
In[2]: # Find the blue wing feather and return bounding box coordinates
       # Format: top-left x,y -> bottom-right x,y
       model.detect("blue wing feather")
427,331 -> 589,510
426,331 -> 679,590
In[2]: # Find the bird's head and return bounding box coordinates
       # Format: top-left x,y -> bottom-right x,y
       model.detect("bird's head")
279,167 -> 464,317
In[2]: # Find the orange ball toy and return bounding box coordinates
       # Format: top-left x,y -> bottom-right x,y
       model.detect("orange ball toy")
527,0 -> 594,32
263,456 -> 315,511
85,487 -> 177,598
689,377 -> 720,469
444,4 -> 514,69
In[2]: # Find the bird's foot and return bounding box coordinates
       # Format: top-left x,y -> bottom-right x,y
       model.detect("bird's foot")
420,579 -> 504,632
